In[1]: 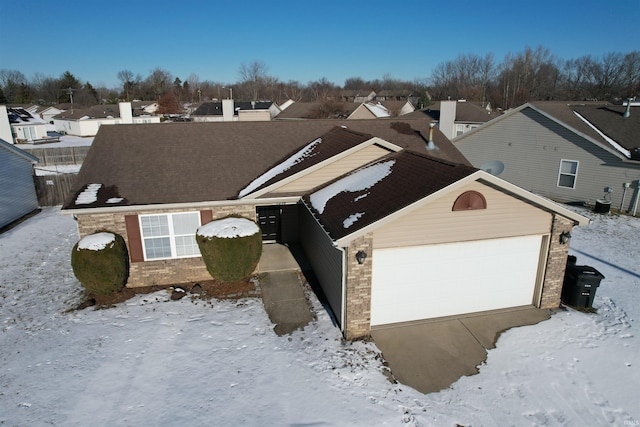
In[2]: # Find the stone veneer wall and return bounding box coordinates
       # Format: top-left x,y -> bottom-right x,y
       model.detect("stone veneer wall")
343,233 -> 374,340
76,204 -> 256,288
539,214 -> 574,309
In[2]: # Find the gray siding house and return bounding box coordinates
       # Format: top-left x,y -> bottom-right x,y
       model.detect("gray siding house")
0,138 -> 39,229
453,102 -> 640,214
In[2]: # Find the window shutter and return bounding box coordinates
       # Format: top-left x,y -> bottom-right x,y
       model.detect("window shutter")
200,210 -> 213,225
124,215 -> 144,262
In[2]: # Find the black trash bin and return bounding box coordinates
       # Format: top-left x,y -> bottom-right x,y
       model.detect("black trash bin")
562,262 -> 605,308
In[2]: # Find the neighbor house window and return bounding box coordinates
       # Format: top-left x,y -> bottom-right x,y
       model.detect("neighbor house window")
139,212 -> 201,260
455,124 -> 465,136
558,160 -> 579,189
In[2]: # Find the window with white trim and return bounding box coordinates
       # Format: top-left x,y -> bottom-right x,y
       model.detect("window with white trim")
139,212 -> 201,260
557,159 -> 579,189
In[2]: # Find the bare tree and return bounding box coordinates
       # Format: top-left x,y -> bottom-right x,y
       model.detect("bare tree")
0,69 -> 27,103
238,61 -> 269,100
117,69 -> 135,101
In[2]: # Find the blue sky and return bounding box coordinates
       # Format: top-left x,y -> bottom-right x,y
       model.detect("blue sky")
3,0 -> 638,88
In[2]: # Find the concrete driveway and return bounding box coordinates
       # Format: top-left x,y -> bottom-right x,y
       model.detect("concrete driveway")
371,306 -> 550,394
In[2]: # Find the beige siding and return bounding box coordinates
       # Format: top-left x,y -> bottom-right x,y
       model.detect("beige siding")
238,110 -> 271,121
348,106 -> 375,120
274,145 -> 390,194
373,180 -> 552,249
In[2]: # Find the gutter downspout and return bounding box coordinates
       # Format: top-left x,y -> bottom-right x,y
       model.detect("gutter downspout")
335,245 -> 347,331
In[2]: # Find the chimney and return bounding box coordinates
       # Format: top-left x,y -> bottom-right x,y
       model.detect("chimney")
426,122 -> 438,150
222,99 -> 234,122
0,105 -> 14,143
439,100 -> 457,140
118,102 -> 133,124
623,99 -> 631,118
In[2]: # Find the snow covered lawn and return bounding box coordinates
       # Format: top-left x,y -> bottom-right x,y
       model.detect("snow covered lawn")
1,207 -> 638,426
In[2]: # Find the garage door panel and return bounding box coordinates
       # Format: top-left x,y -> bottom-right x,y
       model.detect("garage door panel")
371,235 -> 542,326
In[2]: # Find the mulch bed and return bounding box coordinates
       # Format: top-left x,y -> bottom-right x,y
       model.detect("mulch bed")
76,277 -> 261,310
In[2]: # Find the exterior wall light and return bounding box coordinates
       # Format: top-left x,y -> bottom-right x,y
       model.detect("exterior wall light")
356,250 -> 367,265
560,231 -> 572,244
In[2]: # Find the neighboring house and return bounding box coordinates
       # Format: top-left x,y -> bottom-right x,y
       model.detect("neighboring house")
347,101 -> 415,119
0,137 -> 39,228
339,90 -> 376,103
53,102 -> 160,136
410,100 -> 502,140
62,118 -> 587,339
1,105 -> 49,143
274,102 -> 360,120
191,100 -> 279,122
453,101 -> 640,213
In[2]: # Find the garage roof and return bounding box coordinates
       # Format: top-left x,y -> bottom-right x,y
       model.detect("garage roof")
302,150 -> 477,241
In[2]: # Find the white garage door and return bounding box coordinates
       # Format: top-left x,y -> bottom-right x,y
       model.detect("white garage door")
371,235 -> 543,326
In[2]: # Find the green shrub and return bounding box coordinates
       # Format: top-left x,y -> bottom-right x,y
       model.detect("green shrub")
71,231 -> 129,295
196,216 -> 262,283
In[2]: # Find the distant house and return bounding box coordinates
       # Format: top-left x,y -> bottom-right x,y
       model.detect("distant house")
191,100 -> 279,122
1,105 -> 49,144
62,118 -> 587,339
453,101 -> 640,213
275,102 -> 359,120
53,102 -> 160,136
410,100 -> 501,139
339,90 -> 376,103
347,101 -> 415,119
0,137 -> 39,228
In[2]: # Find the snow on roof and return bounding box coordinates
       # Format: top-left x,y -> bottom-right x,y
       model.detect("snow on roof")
238,137 -> 322,197
364,102 -> 391,118
75,183 -> 102,205
573,111 -> 631,157
310,160 -> 395,214
77,232 -> 115,251
343,212 -> 364,228
197,217 -> 259,239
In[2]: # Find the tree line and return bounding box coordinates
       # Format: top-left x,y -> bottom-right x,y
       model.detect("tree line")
1,46 -> 638,111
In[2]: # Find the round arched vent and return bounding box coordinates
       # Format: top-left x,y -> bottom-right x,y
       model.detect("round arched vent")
452,191 -> 487,211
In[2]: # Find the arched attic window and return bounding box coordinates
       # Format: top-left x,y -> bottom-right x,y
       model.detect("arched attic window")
452,191 -> 487,211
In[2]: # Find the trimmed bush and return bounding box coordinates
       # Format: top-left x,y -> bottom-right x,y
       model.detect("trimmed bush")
71,231 -> 129,295
196,216 -> 262,283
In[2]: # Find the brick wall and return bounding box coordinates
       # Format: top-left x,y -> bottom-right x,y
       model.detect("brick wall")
76,204 -> 257,288
540,214 -> 573,309
344,233 -> 373,339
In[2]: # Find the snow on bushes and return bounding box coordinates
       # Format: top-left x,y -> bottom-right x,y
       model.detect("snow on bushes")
196,216 -> 262,283
71,231 -> 129,295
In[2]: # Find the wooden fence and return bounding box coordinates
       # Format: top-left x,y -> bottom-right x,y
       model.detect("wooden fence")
34,174 -> 78,206
27,146 -> 91,166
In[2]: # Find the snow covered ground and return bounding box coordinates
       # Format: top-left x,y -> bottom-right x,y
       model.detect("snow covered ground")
0,207 -> 638,426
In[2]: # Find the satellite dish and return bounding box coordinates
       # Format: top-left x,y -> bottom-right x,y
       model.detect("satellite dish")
480,160 -> 505,176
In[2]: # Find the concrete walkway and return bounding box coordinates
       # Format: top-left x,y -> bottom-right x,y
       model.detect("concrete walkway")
371,306 -> 550,394
258,244 -> 313,336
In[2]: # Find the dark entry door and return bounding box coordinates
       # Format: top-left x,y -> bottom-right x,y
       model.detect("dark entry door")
257,206 -> 280,241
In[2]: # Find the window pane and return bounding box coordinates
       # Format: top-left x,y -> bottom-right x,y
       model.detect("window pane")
144,237 -> 172,259
558,174 -> 576,188
141,215 -> 169,237
172,212 -> 200,235
561,161 -> 577,174
175,235 -> 200,257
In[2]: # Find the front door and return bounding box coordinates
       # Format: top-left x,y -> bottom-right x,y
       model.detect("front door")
257,206 -> 280,242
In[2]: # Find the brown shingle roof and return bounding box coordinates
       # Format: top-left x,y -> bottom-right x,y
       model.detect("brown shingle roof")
302,150 -> 477,240
408,101 -> 501,123
63,118 -> 470,210
572,104 -> 640,151
239,126 -> 374,197
275,102 -> 359,119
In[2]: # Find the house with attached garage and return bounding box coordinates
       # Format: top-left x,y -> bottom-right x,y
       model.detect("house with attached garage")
453,101 -> 640,214
62,118 -> 588,339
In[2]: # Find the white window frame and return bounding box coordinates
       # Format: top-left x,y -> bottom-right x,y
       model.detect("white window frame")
139,212 -> 201,261
557,159 -> 579,189
455,124 -> 465,137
